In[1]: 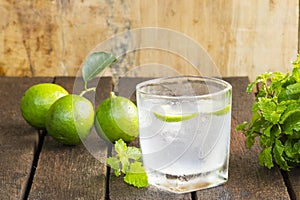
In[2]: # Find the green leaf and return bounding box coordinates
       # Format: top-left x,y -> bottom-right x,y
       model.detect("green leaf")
236,121 -> 248,131
287,83 -> 300,95
260,124 -> 276,147
269,72 -> 289,95
258,98 -> 281,124
127,146 -> 142,161
287,131 -> 300,139
282,112 -> 300,135
292,65 -> 300,82
115,139 -> 127,155
106,139 -> 148,188
272,124 -> 282,137
263,124 -> 273,137
106,157 -> 121,176
82,52 -> 117,86
258,147 -> 273,169
124,161 -> 148,188
280,101 -> 300,122
246,81 -> 257,93
245,132 -> 257,148
273,140 -> 290,171
285,139 -> 300,160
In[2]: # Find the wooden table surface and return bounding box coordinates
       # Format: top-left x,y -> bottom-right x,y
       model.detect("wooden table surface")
1,76 -> 300,200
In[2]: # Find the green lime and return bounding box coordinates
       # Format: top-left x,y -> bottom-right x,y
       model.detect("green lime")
45,94 -> 94,145
212,105 -> 231,116
20,83 -> 69,129
153,112 -> 198,122
95,92 -> 138,143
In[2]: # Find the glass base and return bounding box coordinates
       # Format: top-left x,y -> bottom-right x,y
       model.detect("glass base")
146,166 -> 228,194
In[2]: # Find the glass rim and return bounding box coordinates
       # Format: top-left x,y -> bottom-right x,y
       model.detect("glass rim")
136,75 -> 232,100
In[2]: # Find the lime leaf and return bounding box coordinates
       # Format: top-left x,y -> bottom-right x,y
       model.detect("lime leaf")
82,52 -> 117,86
153,112 -> 198,122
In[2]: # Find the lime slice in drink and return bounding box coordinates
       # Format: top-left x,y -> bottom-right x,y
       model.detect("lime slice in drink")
212,105 -> 231,116
153,112 -> 198,122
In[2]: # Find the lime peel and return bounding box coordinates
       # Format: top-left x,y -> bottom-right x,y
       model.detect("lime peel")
153,104 -> 230,122
212,105 -> 231,116
153,112 -> 198,122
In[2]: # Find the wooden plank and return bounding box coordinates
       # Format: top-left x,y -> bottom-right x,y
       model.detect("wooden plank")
28,77 -> 113,199
115,77 -> 290,199
0,1 -> 298,81
285,167 -> 300,199
0,77 -> 53,199
109,177 -> 192,200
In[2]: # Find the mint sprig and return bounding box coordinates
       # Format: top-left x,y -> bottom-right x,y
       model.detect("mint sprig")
236,55 -> 300,171
106,139 -> 148,188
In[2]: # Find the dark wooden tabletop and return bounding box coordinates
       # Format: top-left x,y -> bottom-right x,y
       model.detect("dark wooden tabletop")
1,76 -> 299,200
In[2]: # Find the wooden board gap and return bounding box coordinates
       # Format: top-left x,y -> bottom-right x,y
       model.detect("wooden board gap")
23,130 -> 46,200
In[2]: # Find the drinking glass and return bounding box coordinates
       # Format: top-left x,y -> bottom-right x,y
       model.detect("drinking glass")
136,76 -> 232,193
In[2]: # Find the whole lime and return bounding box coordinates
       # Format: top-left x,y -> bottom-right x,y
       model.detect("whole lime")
20,83 -> 69,129
45,94 -> 94,145
95,92 -> 139,143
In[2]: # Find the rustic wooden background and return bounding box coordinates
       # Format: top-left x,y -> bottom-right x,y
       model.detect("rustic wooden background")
0,0 -> 298,81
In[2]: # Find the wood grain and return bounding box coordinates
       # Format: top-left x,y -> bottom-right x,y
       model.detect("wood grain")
286,169 -> 300,199
28,77 -> 113,200
0,0 -> 298,81
0,77 -> 53,200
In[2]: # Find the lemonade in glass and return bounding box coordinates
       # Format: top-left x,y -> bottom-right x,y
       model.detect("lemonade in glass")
136,76 -> 232,193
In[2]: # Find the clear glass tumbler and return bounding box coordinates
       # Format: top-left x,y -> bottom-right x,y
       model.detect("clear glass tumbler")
136,76 -> 232,193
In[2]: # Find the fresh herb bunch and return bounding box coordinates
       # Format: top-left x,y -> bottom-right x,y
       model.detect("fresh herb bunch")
236,55 -> 300,171
106,139 -> 148,188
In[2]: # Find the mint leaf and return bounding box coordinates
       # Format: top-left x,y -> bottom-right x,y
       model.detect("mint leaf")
279,101 -> 300,123
127,146 -> 142,161
106,157 -> 121,176
282,111 -> 300,135
258,97 -> 281,124
285,139 -> 300,160
235,121 -> 248,131
124,161 -> 148,188
258,147 -> 273,169
106,139 -> 148,188
287,83 -> 300,95
292,65 -> 300,82
273,140 -> 289,171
